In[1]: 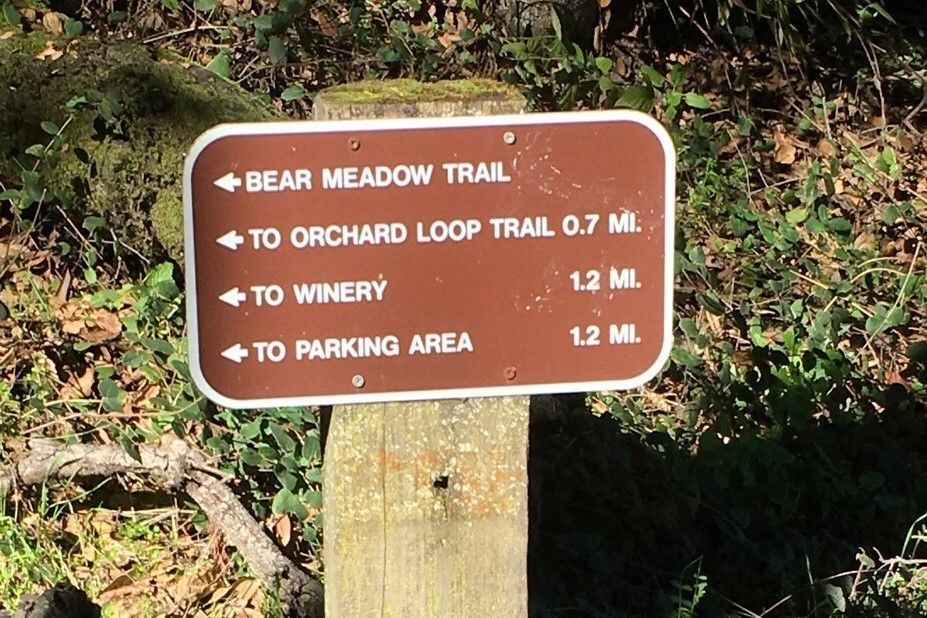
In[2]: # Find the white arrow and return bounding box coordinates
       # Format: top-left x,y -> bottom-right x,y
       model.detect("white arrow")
219,287 -> 247,307
216,230 -> 244,251
214,171 -> 243,193
221,343 -> 249,363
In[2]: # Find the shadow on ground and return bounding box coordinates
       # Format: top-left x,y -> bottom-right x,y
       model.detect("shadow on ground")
527,389 -> 927,616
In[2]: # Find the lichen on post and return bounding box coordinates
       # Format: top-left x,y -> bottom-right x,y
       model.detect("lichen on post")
317,79 -> 530,618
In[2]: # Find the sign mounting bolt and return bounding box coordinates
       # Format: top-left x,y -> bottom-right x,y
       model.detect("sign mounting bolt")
352,374 -> 366,388
349,137 -> 361,151
504,366 -> 517,381
503,131 -> 516,145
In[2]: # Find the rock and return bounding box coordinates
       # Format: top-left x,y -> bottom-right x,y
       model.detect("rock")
0,34 -> 280,261
497,0 -> 599,44
12,582 -> 100,618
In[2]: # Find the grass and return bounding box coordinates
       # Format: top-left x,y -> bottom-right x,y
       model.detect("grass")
0,494 -> 275,615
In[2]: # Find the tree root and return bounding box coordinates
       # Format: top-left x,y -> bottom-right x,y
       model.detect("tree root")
0,437 -> 323,618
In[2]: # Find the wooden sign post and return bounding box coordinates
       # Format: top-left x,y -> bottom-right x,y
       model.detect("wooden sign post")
183,79 -> 675,616
315,82 -> 530,617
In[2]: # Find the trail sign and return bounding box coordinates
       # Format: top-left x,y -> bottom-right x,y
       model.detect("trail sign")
183,111 -> 675,408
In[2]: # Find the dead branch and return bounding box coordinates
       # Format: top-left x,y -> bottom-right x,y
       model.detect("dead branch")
0,438 -> 323,618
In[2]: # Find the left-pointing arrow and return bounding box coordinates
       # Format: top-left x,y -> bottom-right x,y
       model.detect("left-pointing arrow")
214,171 -> 243,193
216,230 -> 244,250
221,343 -> 249,363
219,287 -> 247,307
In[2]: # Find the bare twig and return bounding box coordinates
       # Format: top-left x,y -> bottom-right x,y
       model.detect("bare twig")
0,437 -> 323,617
903,69 -> 927,131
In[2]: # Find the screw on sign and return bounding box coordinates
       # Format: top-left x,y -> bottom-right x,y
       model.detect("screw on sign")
183,111 -> 676,409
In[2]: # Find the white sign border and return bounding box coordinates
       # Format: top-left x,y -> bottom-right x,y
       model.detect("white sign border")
184,110 -> 676,409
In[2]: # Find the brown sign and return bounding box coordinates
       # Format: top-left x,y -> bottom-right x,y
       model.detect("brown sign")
183,112 -> 675,408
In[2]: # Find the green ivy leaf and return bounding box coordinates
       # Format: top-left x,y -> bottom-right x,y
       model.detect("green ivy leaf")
640,65 -> 664,87
281,84 -> 305,101
269,423 -> 296,452
118,436 -> 142,463
272,487 -> 308,520
83,215 -> 106,232
239,420 -> 262,441
206,52 -> 230,78
548,6 -> 562,41
672,346 -> 703,368
240,448 -> 263,466
785,207 -> 809,225
684,92 -> 711,109
883,203 -> 901,224
866,305 -> 907,335
305,490 -> 322,509
594,56 -> 613,74
2,3 -> 20,25
302,433 -> 321,462
617,85 -> 654,112
268,36 -> 287,64
40,121 -> 60,135
141,337 -> 175,355
253,14 -> 273,32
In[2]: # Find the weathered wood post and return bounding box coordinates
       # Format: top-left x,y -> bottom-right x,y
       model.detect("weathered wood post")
315,80 -> 530,618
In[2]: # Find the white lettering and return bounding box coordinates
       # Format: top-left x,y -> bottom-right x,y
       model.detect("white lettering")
416,219 -> 481,243
252,340 -> 286,362
608,212 -> 641,234
247,227 -> 281,249
408,331 -> 474,355
245,169 -> 312,192
442,161 -> 511,184
295,335 -> 401,360
292,279 -> 388,305
489,216 -> 556,239
290,223 -> 407,248
322,164 -> 433,189
609,323 -> 641,345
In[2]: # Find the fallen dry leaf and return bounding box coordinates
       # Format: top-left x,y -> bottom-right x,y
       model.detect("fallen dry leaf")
54,270 -> 72,306
42,12 -> 63,35
58,366 -> 96,400
311,9 -> 339,37
230,578 -> 262,606
816,139 -> 836,158
436,31 -> 460,49
83,308 -> 122,342
35,40 -> 63,61
273,514 -> 292,547
98,574 -> 135,601
221,0 -> 253,14
774,131 -> 798,165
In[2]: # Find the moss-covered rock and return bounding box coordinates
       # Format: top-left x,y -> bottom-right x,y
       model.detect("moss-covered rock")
0,34 -> 281,260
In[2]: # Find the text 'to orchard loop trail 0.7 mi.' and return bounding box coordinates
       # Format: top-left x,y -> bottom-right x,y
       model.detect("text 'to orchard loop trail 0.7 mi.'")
182,111 -> 676,409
